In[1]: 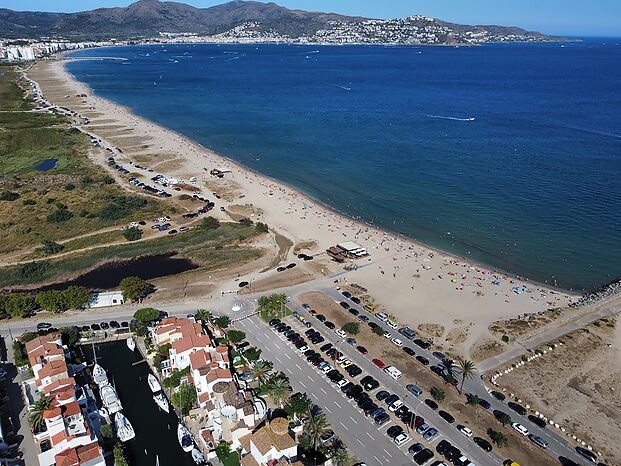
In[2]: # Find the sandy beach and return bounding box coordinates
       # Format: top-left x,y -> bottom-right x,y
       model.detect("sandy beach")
25,58 -> 578,357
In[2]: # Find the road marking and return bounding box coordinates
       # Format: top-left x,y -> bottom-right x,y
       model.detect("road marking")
356,439 -> 364,447
274,356 -> 282,363
284,353 -> 291,360
334,401 -> 342,408
285,368 -> 292,375
384,449 -> 393,458
366,432 -> 374,440
340,421 -> 348,431
307,375 -> 313,381
373,456 -> 381,464
320,387 -> 327,395
325,406 -> 332,414
295,363 -> 301,371
299,381 -> 306,388
349,416 -> 358,425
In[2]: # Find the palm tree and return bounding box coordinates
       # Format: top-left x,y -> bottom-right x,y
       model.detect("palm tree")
440,358 -> 456,383
286,392 -> 312,421
194,309 -> 213,324
457,359 -> 477,394
332,447 -> 350,466
265,373 -> 291,408
28,395 -> 52,432
252,360 -> 273,385
303,407 -> 331,455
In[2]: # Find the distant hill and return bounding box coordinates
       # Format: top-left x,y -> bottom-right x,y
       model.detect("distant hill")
0,0 -> 565,44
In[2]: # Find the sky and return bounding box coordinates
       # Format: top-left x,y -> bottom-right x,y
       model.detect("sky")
1,0 -> 619,37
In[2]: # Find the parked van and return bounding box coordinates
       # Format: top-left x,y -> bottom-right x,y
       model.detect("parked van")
384,366 -> 402,380
376,312 -> 389,322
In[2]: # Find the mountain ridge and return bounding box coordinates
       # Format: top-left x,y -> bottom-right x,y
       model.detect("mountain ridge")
0,0 -> 565,44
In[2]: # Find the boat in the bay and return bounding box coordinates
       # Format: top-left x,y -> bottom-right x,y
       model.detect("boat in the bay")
92,363 -> 108,387
126,337 -> 136,351
153,392 -> 170,413
115,412 -> 136,442
147,374 -> 161,393
177,423 -> 193,452
100,384 -> 123,414
191,448 -> 205,464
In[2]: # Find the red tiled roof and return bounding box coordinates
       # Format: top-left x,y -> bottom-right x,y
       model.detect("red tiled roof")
61,400 -> 81,417
189,350 -> 209,370
54,448 -> 79,466
27,339 -> 64,367
38,360 -> 68,379
76,441 -> 102,463
43,407 -> 61,420
206,368 -> 232,383
198,392 -> 211,404
54,442 -> 102,466
51,428 -> 68,445
43,377 -> 76,397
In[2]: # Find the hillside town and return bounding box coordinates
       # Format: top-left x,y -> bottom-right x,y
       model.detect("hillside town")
0,40 -> 103,61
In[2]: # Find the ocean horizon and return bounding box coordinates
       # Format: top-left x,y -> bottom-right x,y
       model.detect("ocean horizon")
67,40 -> 621,291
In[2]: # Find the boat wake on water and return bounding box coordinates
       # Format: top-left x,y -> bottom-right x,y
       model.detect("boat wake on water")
424,114 -> 475,121
332,84 -> 352,91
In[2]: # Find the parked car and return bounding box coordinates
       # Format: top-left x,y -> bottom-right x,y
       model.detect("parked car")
438,410 -> 455,424
511,422 -> 529,436
528,415 -> 547,428
528,434 -> 548,449
413,448 -> 434,465
416,356 -> 430,366
424,399 -> 438,410
473,437 -> 492,452
372,358 -> 385,369
409,443 -> 425,455
478,398 -> 491,410
575,447 -> 598,463
491,390 -> 506,401
423,428 -> 439,442
403,347 -> 416,356
356,346 -> 368,355
375,390 -> 390,402
457,425 -> 473,437
508,402 -> 527,416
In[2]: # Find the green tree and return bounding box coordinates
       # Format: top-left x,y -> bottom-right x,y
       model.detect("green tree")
342,322 -> 359,335
332,447 -> 350,466
303,407 -> 331,455
252,360 -> 273,384
122,226 -> 142,241
372,325 -> 385,336
194,309 -> 213,323
153,343 -> 171,373
214,315 -> 231,329
255,222 -> 269,233
440,358 -> 457,382
172,383 -> 197,415
133,308 -> 160,324
227,329 -> 246,344
286,392 -> 312,421
497,413 -> 512,427
39,239 -> 64,255
457,359 -> 477,394
239,218 -> 253,226
120,276 -> 150,302
257,293 -> 288,320
198,217 -> 220,230
466,393 -> 480,406
28,395 -> 52,432
4,294 -> 36,317
59,326 -> 81,346
113,442 -> 129,466
47,206 -> 73,223
487,428 -> 508,447
63,286 -> 91,309
264,373 -> 292,407
35,290 -> 67,313
243,347 -> 262,362
100,423 -> 114,439
430,387 -> 446,401
215,441 -> 231,462
20,331 -> 39,343
0,191 -> 19,201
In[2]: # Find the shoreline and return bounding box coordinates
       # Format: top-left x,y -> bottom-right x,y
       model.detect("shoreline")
23,54 -> 580,356
60,50 -> 578,296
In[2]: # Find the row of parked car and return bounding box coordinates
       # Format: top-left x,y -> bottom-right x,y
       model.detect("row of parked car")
36,320 -> 130,334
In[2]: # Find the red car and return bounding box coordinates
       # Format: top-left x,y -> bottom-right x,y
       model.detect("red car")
357,346 -> 368,355
372,358 -> 385,369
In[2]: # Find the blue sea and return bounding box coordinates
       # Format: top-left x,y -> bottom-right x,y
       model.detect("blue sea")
67,39 -> 621,291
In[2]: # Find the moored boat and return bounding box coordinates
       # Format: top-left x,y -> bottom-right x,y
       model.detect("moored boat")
153,393 -> 170,413
101,384 -> 123,414
92,364 -> 108,387
147,374 -> 161,393
126,337 -> 136,351
177,423 -> 193,452
115,412 -> 136,442
191,448 -> 205,464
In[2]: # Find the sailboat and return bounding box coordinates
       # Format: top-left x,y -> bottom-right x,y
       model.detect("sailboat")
115,412 -> 136,442
153,393 -> 170,413
147,374 -> 161,393
92,363 -> 108,387
191,448 -> 205,464
177,423 -> 193,452
126,337 -> 136,351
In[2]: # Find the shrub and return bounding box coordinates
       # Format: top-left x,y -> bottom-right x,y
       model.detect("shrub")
113,443 -> 128,466
47,207 -> 73,223
103,175 -> 115,185
430,387 -> 446,401
255,222 -> 269,233
4,294 -> 36,317
342,322 -> 359,335
123,226 -> 142,241
162,367 -> 190,389
59,326 -> 81,346
120,276 -> 150,302
39,239 -> 64,255
227,329 -> 246,344
466,393 -> 480,406
239,217 -> 253,226
22,199 -> 36,206
153,343 -> 171,372
80,175 -> 93,185
172,383 -> 197,415
64,183 -> 75,191
179,194 -> 192,200
198,217 -> 220,230
13,340 -> 29,367
487,428 -> 508,447
214,315 -> 231,329
0,191 -> 19,201
243,347 -> 262,362
98,196 -> 147,221
372,325 -> 385,336
133,307 -> 160,324
501,335 -> 510,343
100,424 -> 114,439
16,261 -> 49,281
46,197 -> 56,204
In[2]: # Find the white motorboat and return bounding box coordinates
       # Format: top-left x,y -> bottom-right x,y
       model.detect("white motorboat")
114,412 -> 135,442
126,337 -> 136,351
191,448 -> 205,464
153,393 -> 170,413
177,423 -> 193,453
100,384 -> 123,414
92,364 -> 108,387
147,374 -> 161,393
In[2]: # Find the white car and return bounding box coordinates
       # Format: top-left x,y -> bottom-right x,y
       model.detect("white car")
376,312 -> 389,322
335,329 -> 347,338
387,320 -> 398,329
390,337 -> 404,347
458,426 -> 473,437
336,379 -> 349,389
394,432 -> 410,446
512,422 -> 529,436
383,332 -> 393,339
336,356 -> 349,365
389,400 -> 404,412
298,345 -> 309,353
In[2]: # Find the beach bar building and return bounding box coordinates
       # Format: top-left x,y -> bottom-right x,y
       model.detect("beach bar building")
327,241 -> 369,261
87,291 -> 124,308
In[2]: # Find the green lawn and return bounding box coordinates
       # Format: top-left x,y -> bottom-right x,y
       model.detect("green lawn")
220,452 -> 241,466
